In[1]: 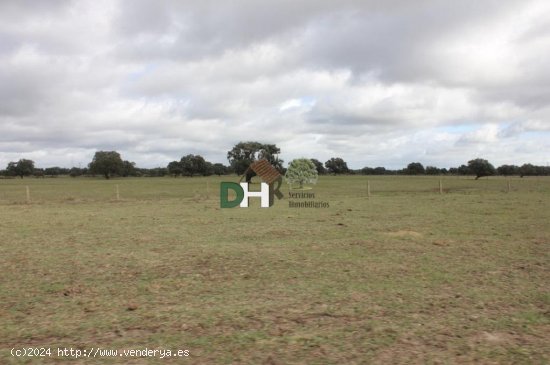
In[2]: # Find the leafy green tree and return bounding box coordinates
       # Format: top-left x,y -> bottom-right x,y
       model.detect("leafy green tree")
468,158 -> 495,179
519,163 -> 535,177
497,164 -> 520,176
457,164 -> 471,175
212,163 -> 228,176
310,158 -> 326,174
180,154 -> 207,177
203,161 -> 214,176
180,155 -> 195,176
194,155 -> 208,176
227,141 -> 283,183
285,158 -> 318,189
325,157 -> 349,174
425,166 -> 441,175
6,162 -> 16,177
144,167 -> 168,177
6,159 -> 35,178
44,167 -> 61,176
69,167 -> 83,177
33,168 -> 45,178
227,141 -> 262,177
260,144 -> 284,172
361,167 -> 375,175
167,161 -> 182,177
88,151 -> 124,179
121,160 -> 137,177
406,162 -> 425,175
373,167 -> 387,175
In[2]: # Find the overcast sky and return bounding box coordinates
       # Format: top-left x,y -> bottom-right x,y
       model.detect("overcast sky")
1,0 -> 549,169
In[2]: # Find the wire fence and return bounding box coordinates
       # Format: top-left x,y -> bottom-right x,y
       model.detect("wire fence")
0,175 -> 548,205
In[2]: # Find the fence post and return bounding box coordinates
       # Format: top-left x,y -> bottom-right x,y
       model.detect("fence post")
507,179 -> 511,193
367,180 -> 371,198
26,186 -> 31,203
116,184 -> 120,201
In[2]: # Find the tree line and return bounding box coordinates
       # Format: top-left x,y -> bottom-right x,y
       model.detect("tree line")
359,159 -> 550,179
1,142 -> 549,179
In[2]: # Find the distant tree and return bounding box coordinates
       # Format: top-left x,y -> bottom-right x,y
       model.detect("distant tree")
406,162 -> 425,175
44,167 -> 62,176
225,164 -> 235,174
180,154 -> 207,177
158,167 -> 169,177
285,158 -> 318,189
121,160 -> 137,177
33,168 -> 45,178
167,161 -> 182,177
69,167 -> 83,177
519,163 -> 536,177
260,144 -> 284,172
88,151 -> 124,179
144,167 -> 168,177
227,141 -> 262,178
373,167 -> 386,175
468,158 -> 496,179
361,167 -> 375,175
180,155 -> 194,176
325,157 -> 349,174
203,161 -> 214,176
425,166 -> 440,175
6,159 -> 35,178
227,142 -> 283,183
457,164 -> 471,175
6,162 -> 16,177
310,158 -> 326,175
497,164 -> 520,176
195,156 -> 208,176
212,163 -> 227,176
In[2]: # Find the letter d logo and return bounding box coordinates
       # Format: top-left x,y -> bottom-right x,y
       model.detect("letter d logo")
220,182 -> 244,208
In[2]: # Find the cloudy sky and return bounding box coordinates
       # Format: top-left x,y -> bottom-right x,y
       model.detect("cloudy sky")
1,0 -> 549,169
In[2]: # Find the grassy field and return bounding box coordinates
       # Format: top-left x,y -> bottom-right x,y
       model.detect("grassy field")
0,175 -> 549,364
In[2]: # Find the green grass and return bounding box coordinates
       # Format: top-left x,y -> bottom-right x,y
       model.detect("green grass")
0,175 -> 549,364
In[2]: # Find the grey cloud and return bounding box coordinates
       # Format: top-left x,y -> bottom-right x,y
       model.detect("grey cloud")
1,0 -> 549,169
113,0 -> 341,61
0,0 -> 70,18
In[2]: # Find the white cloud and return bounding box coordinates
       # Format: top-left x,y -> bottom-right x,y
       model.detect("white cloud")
0,0 -> 549,169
